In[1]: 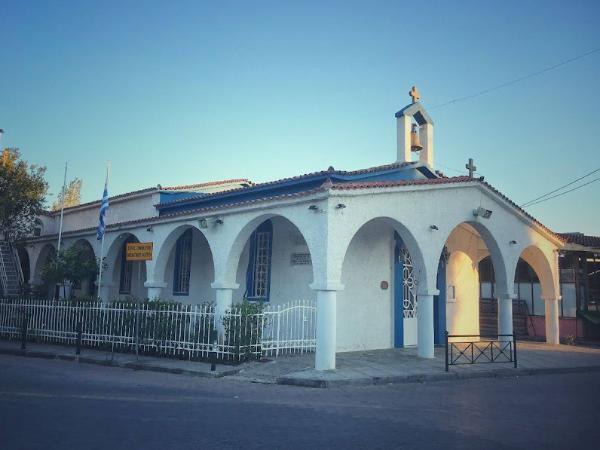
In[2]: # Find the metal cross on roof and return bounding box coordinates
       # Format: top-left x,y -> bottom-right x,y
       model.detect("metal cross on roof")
409,86 -> 420,103
466,158 -> 477,179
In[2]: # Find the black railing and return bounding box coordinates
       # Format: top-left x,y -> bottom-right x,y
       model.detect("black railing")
445,331 -> 517,372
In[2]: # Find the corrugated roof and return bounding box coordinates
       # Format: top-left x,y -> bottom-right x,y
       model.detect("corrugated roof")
155,161 -> 425,209
558,233 -> 600,249
161,179 -> 253,191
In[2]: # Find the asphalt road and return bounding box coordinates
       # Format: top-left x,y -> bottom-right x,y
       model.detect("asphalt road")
0,354 -> 598,450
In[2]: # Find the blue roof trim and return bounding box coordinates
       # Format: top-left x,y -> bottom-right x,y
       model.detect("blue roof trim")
156,163 -> 438,216
394,102 -> 434,126
159,192 -> 206,204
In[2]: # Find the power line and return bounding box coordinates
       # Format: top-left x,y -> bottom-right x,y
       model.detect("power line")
435,161 -> 481,176
524,176 -> 600,208
429,46 -> 600,110
521,167 -> 600,207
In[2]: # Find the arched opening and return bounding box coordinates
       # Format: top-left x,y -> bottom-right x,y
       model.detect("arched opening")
155,225 -> 215,302
478,255 -> 543,337
338,217 -> 426,352
33,243 -> 57,298
107,233 -> 147,300
443,222 -> 507,339
231,216 -> 314,304
514,245 -> 559,340
69,239 -> 97,298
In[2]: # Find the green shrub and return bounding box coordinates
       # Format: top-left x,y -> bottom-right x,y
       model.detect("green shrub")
222,299 -> 266,362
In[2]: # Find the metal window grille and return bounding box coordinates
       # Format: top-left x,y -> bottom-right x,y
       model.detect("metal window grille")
119,245 -> 133,295
400,247 -> 417,318
252,231 -> 271,299
173,230 -> 192,295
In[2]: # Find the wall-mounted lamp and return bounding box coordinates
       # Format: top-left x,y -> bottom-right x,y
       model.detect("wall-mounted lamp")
473,206 -> 492,219
199,218 -> 208,229
430,225 -> 439,230
215,218 -> 224,225
146,226 -> 153,232
335,203 -> 346,209
509,240 -> 517,245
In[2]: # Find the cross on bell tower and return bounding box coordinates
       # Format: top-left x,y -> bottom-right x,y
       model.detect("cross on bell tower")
409,86 -> 420,103
395,86 -> 434,166
466,158 -> 477,179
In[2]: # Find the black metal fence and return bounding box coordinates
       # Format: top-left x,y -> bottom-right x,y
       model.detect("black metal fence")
445,331 -> 517,372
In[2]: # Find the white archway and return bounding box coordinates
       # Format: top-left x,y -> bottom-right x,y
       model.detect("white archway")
151,224 -> 215,302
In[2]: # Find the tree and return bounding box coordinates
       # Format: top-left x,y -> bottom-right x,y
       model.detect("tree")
40,245 -> 100,299
0,148 -> 48,241
52,178 -> 82,211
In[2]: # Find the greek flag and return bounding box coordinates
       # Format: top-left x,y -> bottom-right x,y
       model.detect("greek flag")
96,181 -> 109,240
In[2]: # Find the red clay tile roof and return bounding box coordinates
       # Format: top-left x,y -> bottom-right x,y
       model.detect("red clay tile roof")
558,233 -> 600,249
330,176 -> 563,242
329,176 -> 471,190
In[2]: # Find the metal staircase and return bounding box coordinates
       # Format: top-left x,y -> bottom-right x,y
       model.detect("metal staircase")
0,241 -> 23,297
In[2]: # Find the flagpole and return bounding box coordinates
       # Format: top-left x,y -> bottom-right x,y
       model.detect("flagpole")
56,162 -> 68,253
53,162 -> 68,300
97,162 -> 111,300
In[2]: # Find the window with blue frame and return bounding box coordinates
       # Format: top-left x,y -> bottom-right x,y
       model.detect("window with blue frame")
173,229 -> 193,295
246,220 -> 273,301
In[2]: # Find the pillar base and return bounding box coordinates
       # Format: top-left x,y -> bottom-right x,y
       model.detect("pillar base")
315,289 -> 337,370
543,297 -> 560,345
417,294 -> 435,359
497,294 -> 515,342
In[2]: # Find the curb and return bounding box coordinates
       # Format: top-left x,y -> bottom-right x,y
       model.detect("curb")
0,346 -> 241,378
276,365 -> 600,388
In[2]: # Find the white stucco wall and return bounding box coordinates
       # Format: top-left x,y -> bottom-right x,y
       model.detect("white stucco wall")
23,175 -> 563,356
446,250 -> 480,336
445,225 -> 483,336
338,220 -> 394,352
39,192 -> 159,236
110,249 -> 147,300
161,230 -> 215,303
231,217 -> 314,305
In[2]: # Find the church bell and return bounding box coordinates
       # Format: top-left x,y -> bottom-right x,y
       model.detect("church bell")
410,123 -> 422,152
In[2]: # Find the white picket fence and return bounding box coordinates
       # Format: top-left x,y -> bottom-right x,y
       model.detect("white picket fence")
0,298 -> 316,361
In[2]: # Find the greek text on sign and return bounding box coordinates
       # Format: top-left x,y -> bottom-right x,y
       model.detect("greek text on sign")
126,242 -> 153,261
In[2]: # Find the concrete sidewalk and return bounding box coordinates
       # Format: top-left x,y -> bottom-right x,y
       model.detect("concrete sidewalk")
235,342 -> 600,387
0,339 -> 240,378
2,339 -> 600,388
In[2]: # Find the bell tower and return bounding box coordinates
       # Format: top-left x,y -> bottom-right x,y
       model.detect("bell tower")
395,86 -> 434,167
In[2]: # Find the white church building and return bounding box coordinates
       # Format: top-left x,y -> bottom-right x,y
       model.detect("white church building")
21,91 -> 564,370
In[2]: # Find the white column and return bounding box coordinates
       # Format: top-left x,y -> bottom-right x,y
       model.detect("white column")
544,297 -> 560,345
396,114 -> 412,163
417,290 -> 437,358
419,123 -> 434,167
211,281 -> 239,336
315,289 -> 337,370
497,293 -> 514,341
97,282 -> 112,302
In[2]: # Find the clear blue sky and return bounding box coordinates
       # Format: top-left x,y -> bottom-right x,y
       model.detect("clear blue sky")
1,0 -> 599,234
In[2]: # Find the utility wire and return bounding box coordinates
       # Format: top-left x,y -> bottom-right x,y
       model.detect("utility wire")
524,176 -> 600,208
429,46 -> 600,110
521,167 -> 600,207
